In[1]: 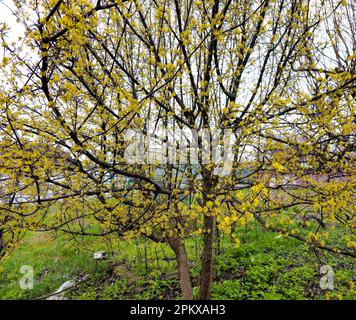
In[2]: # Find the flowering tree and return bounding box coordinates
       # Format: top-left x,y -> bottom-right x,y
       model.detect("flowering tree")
0,0 -> 355,299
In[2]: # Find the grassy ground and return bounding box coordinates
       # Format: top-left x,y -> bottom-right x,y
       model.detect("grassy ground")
0,222 -> 354,300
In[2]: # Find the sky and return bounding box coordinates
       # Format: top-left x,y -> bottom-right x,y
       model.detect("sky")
0,0 -> 18,32
0,0 -> 25,60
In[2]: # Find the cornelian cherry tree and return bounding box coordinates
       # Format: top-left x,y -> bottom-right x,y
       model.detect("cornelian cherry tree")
0,0 -> 355,299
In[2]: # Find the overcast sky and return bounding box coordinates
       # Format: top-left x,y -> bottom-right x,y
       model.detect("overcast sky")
0,0 -> 17,29
0,0 -> 26,54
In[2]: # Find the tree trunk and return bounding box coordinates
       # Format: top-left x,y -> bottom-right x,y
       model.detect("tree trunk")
168,237 -> 193,300
198,214 -> 215,300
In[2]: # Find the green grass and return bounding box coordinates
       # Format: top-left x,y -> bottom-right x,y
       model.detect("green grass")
0,222 -> 354,300
0,231 -> 109,299
211,224 -> 355,300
